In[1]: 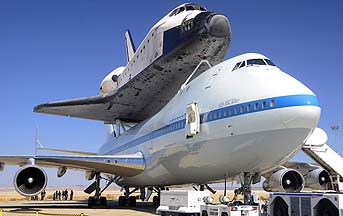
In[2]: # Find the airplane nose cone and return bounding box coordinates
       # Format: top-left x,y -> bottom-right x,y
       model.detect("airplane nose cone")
208,14 -> 231,37
279,95 -> 320,130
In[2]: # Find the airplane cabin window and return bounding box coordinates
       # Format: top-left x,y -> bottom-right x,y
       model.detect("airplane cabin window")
264,59 -> 276,66
247,104 -> 251,112
247,59 -> 267,66
270,100 -> 275,108
200,7 -> 207,11
262,101 -> 266,109
254,103 -> 258,111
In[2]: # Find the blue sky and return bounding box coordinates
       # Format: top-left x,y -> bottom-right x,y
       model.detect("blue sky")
0,0 -> 342,187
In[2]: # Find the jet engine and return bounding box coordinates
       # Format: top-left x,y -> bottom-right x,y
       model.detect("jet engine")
100,66 -> 125,95
263,168 -> 304,192
304,168 -> 331,190
14,166 -> 47,197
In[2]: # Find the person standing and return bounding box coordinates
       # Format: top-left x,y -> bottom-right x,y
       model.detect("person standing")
58,190 -> 61,200
65,189 -> 68,200
70,190 -> 74,200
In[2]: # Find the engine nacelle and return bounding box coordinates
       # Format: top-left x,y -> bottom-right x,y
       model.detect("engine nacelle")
14,166 -> 47,197
57,167 -> 67,178
263,168 -> 304,192
304,168 -> 331,190
100,67 -> 125,95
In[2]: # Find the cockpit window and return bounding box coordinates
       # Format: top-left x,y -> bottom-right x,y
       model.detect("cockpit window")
169,9 -> 178,17
186,5 -> 195,11
264,59 -> 276,66
232,62 -> 240,71
178,7 -> 185,14
247,59 -> 267,66
170,4 -> 207,16
239,61 -> 246,68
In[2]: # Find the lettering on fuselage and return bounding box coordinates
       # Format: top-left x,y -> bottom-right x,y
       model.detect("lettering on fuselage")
219,98 -> 240,108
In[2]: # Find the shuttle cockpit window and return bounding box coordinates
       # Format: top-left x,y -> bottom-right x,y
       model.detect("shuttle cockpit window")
186,4 -> 207,11
247,59 -> 267,66
169,9 -> 178,17
264,59 -> 276,66
186,5 -> 195,11
170,4 -> 207,16
169,7 -> 184,16
177,7 -> 185,14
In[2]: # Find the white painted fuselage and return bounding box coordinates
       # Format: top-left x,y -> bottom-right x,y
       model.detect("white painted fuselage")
98,53 -> 320,187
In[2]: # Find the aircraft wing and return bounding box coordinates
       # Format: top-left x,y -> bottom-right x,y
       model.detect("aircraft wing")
0,153 -> 145,177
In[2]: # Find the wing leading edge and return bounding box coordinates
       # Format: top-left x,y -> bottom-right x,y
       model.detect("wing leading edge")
0,153 -> 145,177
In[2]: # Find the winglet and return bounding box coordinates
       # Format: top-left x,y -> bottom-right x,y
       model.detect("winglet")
125,30 -> 136,63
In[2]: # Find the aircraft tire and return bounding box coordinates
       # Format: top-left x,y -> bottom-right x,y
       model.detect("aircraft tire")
99,196 -> 107,206
88,197 -> 95,208
128,196 -> 137,206
118,196 -> 126,207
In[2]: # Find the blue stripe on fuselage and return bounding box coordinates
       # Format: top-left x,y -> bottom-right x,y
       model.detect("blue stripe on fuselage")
107,94 -> 319,154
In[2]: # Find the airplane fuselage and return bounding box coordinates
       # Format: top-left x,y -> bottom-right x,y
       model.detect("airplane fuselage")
98,53 -> 320,187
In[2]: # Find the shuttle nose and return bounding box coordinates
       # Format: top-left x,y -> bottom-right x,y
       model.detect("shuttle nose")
193,12 -> 231,38
207,14 -> 231,37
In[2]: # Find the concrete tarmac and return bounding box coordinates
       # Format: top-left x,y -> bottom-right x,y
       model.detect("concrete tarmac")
0,200 -> 157,216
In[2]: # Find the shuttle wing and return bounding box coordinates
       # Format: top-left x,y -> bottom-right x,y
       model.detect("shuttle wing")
34,81 -> 167,122
0,153 -> 145,177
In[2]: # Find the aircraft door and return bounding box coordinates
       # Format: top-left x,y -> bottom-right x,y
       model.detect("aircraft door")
185,103 -> 200,138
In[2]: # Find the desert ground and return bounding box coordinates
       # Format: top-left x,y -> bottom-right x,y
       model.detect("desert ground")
0,187 -> 269,216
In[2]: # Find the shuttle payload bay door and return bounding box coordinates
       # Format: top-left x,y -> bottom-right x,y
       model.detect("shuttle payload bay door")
185,103 -> 200,138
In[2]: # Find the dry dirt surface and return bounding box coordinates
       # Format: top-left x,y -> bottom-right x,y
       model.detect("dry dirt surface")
0,187 -> 269,216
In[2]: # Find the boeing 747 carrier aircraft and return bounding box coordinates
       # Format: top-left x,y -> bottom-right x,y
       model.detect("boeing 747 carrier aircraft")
0,3 -> 328,208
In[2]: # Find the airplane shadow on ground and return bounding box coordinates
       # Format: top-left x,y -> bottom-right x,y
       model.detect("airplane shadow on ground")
0,200 -> 157,214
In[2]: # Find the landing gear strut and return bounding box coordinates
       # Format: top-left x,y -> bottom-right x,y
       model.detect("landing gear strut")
233,172 -> 257,205
87,172 -> 113,207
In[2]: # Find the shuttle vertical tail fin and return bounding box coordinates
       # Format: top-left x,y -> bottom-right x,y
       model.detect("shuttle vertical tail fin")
125,30 -> 136,63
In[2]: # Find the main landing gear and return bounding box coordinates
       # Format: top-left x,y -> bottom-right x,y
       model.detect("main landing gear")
86,172 -> 114,208
117,186 -> 162,207
118,187 -> 138,207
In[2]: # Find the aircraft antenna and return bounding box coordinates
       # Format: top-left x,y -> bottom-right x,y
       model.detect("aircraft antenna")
35,125 -> 44,155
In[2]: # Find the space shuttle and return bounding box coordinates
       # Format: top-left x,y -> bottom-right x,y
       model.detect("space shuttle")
34,3 -> 231,123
